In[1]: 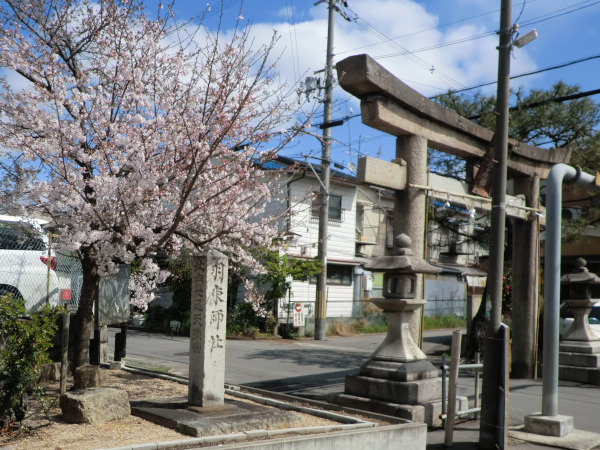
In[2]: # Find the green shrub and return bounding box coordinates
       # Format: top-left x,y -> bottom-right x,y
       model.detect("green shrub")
0,295 -> 60,429
226,302 -> 275,337
142,303 -> 168,331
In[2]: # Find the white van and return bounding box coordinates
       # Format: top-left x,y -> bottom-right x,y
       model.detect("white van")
0,215 -> 71,313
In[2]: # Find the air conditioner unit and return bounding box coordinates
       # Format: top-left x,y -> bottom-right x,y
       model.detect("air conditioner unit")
562,207 -> 581,220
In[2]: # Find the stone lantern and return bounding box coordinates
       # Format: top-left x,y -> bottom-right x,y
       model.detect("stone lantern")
365,233 -> 442,362
332,233 -> 454,425
558,257 -> 600,385
560,257 -> 600,346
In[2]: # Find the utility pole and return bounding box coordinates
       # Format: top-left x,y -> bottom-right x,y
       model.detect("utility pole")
314,0 -> 336,340
479,2 -> 538,446
479,0 -> 511,447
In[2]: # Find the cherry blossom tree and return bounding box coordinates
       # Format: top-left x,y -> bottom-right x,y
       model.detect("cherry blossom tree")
0,0 -> 303,366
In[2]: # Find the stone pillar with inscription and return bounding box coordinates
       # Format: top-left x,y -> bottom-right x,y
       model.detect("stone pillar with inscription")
188,249 -> 228,407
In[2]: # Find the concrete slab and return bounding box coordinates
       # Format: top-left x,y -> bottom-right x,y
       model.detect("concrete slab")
130,396 -> 301,437
524,413 -> 574,437
510,426 -> 600,450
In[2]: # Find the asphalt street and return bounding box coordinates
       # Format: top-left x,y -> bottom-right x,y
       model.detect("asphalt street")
107,328 -> 600,437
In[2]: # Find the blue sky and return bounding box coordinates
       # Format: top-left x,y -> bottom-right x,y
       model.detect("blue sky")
15,0 -> 600,171
182,0 -> 597,170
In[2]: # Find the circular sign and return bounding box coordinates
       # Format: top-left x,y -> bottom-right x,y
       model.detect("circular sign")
295,303 -> 302,313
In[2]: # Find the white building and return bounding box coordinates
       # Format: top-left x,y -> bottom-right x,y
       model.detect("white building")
267,158 -> 363,319
259,157 -> 494,326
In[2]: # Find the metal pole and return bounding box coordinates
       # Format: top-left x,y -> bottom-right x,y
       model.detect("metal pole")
315,0 -> 335,340
441,354 -> 447,429
444,330 -> 463,447
479,0 -> 512,447
60,312 -> 70,395
474,352 -> 481,420
542,164 -> 595,415
46,234 -> 52,305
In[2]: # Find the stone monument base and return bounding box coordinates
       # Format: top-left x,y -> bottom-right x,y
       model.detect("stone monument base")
131,397 -> 301,437
329,359 -> 466,427
551,340 -> 600,385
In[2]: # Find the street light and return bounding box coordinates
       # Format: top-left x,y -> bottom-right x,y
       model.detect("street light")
513,29 -> 538,48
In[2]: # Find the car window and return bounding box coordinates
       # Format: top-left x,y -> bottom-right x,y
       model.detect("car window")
0,222 -> 46,250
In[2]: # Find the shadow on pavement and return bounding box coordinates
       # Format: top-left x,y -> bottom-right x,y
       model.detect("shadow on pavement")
236,348 -> 371,369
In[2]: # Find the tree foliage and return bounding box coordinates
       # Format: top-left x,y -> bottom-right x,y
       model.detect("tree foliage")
430,82 -> 600,181
233,248 -> 321,335
0,0 -> 304,366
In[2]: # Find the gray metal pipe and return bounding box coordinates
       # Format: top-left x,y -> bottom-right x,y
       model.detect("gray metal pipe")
542,163 -> 596,416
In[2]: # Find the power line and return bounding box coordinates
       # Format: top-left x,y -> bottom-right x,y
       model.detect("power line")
430,54 -> 600,98
340,1 -> 600,62
285,0 -> 301,84
343,6 -> 465,90
467,87 -> 600,120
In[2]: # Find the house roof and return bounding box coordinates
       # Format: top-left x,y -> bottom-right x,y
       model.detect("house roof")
257,155 -> 358,184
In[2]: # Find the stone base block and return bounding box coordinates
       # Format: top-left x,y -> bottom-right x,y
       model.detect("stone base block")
359,359 -> 438,382
560,340 -> 600,354
109,361 -> 125,370
61,387 -> 130,424
131,397 -> 301,437
344,375 -> 441,404
559,351 -> 600,367
524,413 -> 574,437
330,393 -> 468,427
73,365 -> 100,389
558,365 -> 600,384
39,362 -> 62,382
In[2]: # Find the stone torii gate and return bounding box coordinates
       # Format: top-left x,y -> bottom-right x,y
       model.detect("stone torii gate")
336,54 -> 572,378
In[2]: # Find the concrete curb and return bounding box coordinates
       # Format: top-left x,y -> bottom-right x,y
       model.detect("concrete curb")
98,363 -> 420,450
99,422 -> 422,450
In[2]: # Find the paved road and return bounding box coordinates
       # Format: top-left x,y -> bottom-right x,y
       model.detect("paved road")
107,328 -> 600,436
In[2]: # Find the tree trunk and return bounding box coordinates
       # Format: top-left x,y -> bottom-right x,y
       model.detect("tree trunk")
72,249 -> 100,368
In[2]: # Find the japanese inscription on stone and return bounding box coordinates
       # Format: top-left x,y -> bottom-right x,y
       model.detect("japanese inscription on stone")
188,249 -> 228,407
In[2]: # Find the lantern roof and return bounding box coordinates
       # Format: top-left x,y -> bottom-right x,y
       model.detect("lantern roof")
365,234 -> 442,274
561,257 -> 600,285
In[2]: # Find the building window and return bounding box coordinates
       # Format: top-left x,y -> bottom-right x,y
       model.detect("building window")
312,193 -> 344,221
310,264 -> 353,285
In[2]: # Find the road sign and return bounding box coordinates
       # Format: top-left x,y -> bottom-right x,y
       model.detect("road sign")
293,303 -> 304,327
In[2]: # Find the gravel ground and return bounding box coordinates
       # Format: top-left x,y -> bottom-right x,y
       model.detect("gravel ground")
0,368 -> 347,450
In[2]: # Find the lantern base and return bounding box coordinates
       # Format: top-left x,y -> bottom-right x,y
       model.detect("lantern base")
359,359 -> 438,381
370,297 -> 427,362
331,359 -> 466,427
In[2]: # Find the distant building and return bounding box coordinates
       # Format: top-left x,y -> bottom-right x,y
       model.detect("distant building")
253,157 -> 491,329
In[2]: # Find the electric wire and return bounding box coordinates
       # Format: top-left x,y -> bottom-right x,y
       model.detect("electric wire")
286,0 -> 301,84
342,0 -> 600,60
343,5 -> 465,90
430,54 -> 600,98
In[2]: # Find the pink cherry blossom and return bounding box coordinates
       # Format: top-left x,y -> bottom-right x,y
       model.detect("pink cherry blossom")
0,0 -> 306,366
